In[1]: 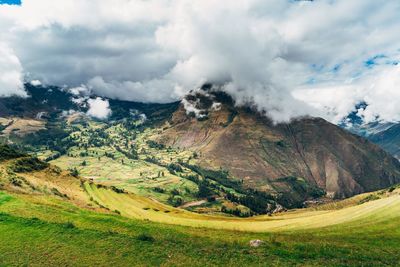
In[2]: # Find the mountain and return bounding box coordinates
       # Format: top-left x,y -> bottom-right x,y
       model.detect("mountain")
0,83 -> 179,123
156,89 -> 400,201
2,84 -> 400,265
368,123 -> 400,160
1,84 -> 400,212
340,105 -> 400,159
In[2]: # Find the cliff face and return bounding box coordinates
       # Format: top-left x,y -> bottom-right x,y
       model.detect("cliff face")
157,92 -> 400,200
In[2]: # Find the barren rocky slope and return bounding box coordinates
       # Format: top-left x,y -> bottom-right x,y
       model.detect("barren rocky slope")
156,90 -> 400,200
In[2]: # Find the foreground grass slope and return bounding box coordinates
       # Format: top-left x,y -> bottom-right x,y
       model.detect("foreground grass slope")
85,182 -> 400,232
1,188 -> 400,266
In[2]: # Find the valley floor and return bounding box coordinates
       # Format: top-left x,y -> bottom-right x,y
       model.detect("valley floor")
1,189 -> 400,266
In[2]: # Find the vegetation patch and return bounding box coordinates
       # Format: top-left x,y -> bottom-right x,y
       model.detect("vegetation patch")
11,157 -> 49,173
0,144 -> 25,161
0,192 -> 13,205
358,194 -> 381,205
137,233 -> 155,242
274,176 -> 326,208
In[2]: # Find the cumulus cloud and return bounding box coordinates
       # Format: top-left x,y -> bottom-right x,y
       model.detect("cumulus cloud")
293,64 -> 400,124
86,97 -> 112,119
1,0 -> 400,122
87,76 -> 179,103
30,79 -> 41,86
0,43 -> 25,97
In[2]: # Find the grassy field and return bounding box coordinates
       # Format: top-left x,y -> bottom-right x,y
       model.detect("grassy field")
0,153 -> 399,266
24,118 -> 203,206
85,182 -> 400,232
0,189 -> 400,266
52,153 -> 198,203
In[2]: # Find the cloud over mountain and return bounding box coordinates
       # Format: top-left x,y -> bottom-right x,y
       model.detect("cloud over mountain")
86,97 -> 111,120
1,0 -> 400,122
0,42 -> 25,97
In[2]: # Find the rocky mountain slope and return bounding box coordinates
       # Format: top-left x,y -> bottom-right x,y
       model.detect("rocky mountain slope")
341,107 -> 400,159
368,123 -> 400,160
156,89 -> 400,200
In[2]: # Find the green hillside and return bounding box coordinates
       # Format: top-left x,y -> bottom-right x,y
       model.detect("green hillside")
1,187 -> 400,266
0,148 -> 399,266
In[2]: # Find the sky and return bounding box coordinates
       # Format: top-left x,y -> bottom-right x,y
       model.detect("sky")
0,0 -> 21,5
0,0 -> 400,123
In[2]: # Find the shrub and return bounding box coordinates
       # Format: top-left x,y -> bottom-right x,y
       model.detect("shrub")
170,188 -> 180,196
197,182 -> 214,198
10,177 -> 22,187
358,194 -> 380,204
146,140 -> 165,150
63,222 -> 75,229
11,157 -> 49,173
0,145 -> 25,161
168,195 -> 184,207
111,186 -> 125,194
51,188 -> 69,199
153,187 -> 165,193
69,168 -> 79,177
137,233 -> 155,242
167,163 -> 183,173
207,196 -> 216,202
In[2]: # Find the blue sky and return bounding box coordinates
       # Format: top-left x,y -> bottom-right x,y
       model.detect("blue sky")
0,0 -> 21,5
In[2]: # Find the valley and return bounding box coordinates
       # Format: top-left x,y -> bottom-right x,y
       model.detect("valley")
2,2 -> 400,266
1,84 -> 400,266
0,146 -> 399,266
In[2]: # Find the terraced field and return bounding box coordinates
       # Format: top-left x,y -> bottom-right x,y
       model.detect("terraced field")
53,152 -> 198,203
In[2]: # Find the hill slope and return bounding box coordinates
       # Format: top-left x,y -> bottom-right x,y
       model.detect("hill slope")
0,147 -> 400,266
368,123 -> 400,160
156,91 -> 400,202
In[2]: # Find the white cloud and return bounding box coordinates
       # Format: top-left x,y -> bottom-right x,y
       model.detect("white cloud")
0,43 -> 25,97
87,76 -> 179,103
1,0 -> 400,122
86,97 -> 111,119
30,79 -> 42,86
293,64 -> 400,124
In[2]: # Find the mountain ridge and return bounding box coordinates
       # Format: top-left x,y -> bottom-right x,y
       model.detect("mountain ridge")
156,90 -> 400,200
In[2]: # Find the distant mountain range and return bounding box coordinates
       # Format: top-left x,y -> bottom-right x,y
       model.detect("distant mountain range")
341,103 -> 400,159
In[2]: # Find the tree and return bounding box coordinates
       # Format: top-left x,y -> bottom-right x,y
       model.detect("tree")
69,168 -> 79,177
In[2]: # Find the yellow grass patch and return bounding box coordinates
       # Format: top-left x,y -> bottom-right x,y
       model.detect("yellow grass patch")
0,118 -> 46,136
85,182 -> 400,232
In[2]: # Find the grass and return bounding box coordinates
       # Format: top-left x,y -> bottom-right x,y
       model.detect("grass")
46,123 -> 201,205
52,153 -> 198,203
84,182 -> 400,232
0,190 -> 400,266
